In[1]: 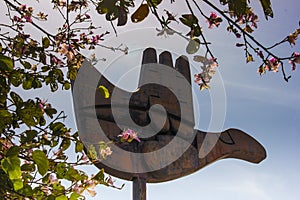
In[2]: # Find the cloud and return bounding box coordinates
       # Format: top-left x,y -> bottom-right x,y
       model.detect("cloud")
224,80 -> 300,110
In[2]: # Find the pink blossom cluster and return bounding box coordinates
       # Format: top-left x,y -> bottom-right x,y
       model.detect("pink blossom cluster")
236,10 -> 259,28
118,128 -> 141,143
58,43 -> 76,61
207,12 -> 222,29
194,57 -> 218,90
99,146 -> 112,160
13,4 -> 34,23
73,179 -> 97,197
265,57 -> 280,73
36,98 -> 52,114
289,52 -> 300,70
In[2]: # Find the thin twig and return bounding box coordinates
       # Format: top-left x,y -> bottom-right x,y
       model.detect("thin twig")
4,0 -> 55,38
186,0 -> 215,59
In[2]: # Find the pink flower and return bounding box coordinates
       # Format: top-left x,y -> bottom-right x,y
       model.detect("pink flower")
59,43 -> 75,60
207,12 -> 222,29
107,176 -> 115,186
58,0 -> 66,7
118,131 -> 130,140
91,35 -> 101,44
49,174 -> 58,183
99,146 -> 112,160
51,55 -> 63,66
265,57 -> 280,72
257,51 -> 264,59
289,52 -> 300,70
19,4 -> 26,11
73,183 -> 83,194
194,74 -> 202,84
249,12 -> 258,28
24,16 -> 32,23
236,10 -> 258,29
210,12 -> 217,19
13,16 -> 21,22
118,128 -> 141,143
84,179 -> 96,197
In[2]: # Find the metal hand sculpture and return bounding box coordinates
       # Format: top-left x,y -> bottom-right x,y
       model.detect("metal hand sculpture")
72,48 -> 266,199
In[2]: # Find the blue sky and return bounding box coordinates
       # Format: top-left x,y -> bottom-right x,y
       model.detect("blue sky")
1,0 -> 299,199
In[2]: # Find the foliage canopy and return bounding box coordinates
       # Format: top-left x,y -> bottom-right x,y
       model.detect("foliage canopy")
0,0 -> 299,199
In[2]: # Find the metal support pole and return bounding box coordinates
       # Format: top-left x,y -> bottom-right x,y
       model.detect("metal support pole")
133,177 -> 146,200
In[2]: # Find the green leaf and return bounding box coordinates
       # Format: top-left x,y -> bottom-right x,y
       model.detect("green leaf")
22,76 -> 33,90
75,140 -> 84,153
259,0 -> 273,19
21,61 -> 31,69
193,55 -> 207,63
44,107 -> 57,118
193,25 -> 201,37
60,138 -> 71,151
246,54 -> 254,63
50,122 -> 65,131
227,0 -> 247,17
9,70 -> 23,87
186,38 -> 201,54
131,4 -> 149,23
6,146 -> 20,157
148,0 -> 162,7
55,163 -> 68,179
92,169 -> 105,182
117,7 -> 128,26
96,0 -> 117,14
55,195 -> 68,200
10,91 -> 23,107
52,182 -> 65,193
70,192 -> 81,200
1,156 -> 22,190
19,184 -> 33,196
32,78 -> 42,89
24,130 -> 38,143
32,150 -> 49,176
179,14 -> 198,27
98,85 -> 110,99
41,65 -> 50,72
21,163 -> 36,172
50,122 -> 65,133
0,109 -> 12,118
18,102 -> 43,127
68,68 -> 78,81
42,37 -> 51,48
0,54 -> 14,72
0,109 -> 12,130
87,145 -> 98,161
63,81 -> 70,90
12,179 -> 23,191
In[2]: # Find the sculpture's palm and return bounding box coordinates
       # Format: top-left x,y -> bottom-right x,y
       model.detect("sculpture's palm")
72,48 -> 266,183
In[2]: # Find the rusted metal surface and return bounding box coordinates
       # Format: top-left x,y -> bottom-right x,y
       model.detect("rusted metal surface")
72,48 -> 266,199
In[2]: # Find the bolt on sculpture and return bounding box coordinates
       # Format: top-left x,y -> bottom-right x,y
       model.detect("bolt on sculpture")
72,48 -> 266,200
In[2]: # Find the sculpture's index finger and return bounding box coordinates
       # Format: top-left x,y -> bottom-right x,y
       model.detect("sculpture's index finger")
142,47 -> 157,64
159,51 -> 173,68
175,55 -> 191,84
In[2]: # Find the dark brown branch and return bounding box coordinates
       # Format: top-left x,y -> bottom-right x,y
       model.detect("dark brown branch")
200,0 -> 280,59
186,0 -> 215,59
4,0 -> 55,39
